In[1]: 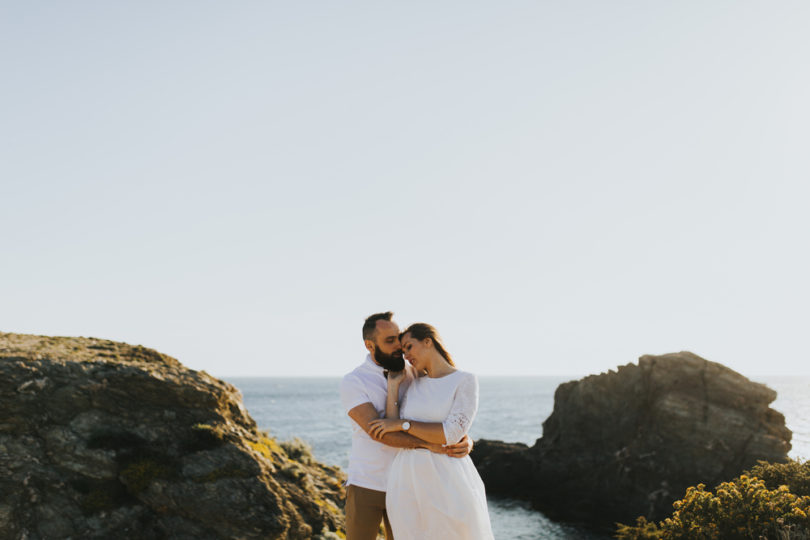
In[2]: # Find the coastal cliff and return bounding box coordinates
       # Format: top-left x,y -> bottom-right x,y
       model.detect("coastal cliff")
0,332 -> 345,539
473,352 -> 792,528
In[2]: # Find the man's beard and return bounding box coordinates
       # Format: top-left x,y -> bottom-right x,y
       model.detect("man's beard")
374,346 -> 405,372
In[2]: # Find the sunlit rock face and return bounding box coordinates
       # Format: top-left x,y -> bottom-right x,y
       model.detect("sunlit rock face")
473,352 -> 792,528
0,332 -> 345,540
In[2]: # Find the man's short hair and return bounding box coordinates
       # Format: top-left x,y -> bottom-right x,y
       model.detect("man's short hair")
362,311 -> 394,342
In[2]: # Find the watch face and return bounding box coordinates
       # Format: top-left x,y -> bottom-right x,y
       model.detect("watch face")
402,421 -> 410,431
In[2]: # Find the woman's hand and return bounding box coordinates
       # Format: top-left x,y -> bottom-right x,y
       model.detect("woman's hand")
443,435 -> 473,458
386,369 -> 405,386
367,418 -> 404,440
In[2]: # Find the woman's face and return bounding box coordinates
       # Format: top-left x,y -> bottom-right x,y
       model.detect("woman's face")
401,333 -> 430,371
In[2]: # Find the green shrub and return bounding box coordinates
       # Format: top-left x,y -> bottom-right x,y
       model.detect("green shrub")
749,460 -> 810,497
616,461 -> 810,540
280,437 -> 315,465
280,461 -> 308,481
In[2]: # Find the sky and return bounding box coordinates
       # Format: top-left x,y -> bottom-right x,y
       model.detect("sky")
2,1 -> 809,378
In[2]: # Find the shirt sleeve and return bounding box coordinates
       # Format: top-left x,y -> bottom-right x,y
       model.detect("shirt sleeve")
340,374 -> 371,413
442,372 -> 479,445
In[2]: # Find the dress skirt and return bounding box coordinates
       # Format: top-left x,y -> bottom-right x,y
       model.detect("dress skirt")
386,448 -> 494,540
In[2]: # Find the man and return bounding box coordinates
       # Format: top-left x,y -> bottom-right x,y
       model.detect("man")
340,311 -> 473,540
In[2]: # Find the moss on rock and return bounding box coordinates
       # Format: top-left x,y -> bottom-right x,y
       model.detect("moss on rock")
0,331 -> 346,539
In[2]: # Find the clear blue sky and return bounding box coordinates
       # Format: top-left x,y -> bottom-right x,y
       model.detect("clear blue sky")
2,1 -> 809,377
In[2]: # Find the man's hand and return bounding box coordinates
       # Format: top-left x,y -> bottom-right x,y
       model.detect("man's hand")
444,434 -> 473,458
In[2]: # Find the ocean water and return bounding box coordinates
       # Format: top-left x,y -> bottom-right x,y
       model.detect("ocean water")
223,375 -> 810,540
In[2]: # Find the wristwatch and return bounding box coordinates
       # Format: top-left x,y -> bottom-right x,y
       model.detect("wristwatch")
401,421 -> 411,431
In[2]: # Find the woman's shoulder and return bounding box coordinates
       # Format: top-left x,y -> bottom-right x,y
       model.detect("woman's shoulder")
450,369 -> 477,385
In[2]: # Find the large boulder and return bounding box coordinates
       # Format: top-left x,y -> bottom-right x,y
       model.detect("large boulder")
473,352 -> 792,528
0,331 -> 345,539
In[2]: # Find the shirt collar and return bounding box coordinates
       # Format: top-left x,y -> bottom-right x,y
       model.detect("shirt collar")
364,353 -> 386,375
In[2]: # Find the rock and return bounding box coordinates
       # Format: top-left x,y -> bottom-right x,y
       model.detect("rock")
0,331 -> 345,539
472,352 -> 792,528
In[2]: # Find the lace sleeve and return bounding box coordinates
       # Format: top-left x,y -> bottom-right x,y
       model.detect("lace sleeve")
442,372 -> 479,445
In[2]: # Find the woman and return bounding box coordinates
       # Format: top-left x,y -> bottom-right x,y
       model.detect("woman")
368,323 -> 494,540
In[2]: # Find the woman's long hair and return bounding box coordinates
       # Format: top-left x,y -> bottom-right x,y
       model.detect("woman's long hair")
400,323 -> 455,366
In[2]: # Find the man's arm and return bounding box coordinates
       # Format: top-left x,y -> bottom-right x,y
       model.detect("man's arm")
348,402 -> 473,457
348,402 -> 436,450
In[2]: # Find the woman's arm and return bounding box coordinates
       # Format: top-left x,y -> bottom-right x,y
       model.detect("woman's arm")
384,370 -> 404,419
352,403 -> 473,455
372,369 -> 445,441
348,403 -> 436,449
368,418 -> 447,444
368,372 -> 478,446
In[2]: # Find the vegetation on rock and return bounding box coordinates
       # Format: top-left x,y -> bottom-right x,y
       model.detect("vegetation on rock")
616,459 -> 810,540
0,331 -> 346,539
472,352 -> 792,528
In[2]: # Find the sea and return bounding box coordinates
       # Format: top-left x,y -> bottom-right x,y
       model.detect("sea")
223,375 -> 810,540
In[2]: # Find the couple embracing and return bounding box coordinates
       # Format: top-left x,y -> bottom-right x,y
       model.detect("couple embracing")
340,312 -> 494,540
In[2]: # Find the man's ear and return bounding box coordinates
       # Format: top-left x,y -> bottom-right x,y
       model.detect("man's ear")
364,340 -> 375,354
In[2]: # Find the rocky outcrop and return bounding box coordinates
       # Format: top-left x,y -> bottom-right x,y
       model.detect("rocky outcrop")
0,332 -> 345,539
473,352 -> 792,528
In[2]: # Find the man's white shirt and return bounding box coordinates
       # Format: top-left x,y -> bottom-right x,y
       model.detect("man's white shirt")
340,354 -> 414,492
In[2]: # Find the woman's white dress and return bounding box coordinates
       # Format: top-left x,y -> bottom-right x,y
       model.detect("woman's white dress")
386,370 -> 494,540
